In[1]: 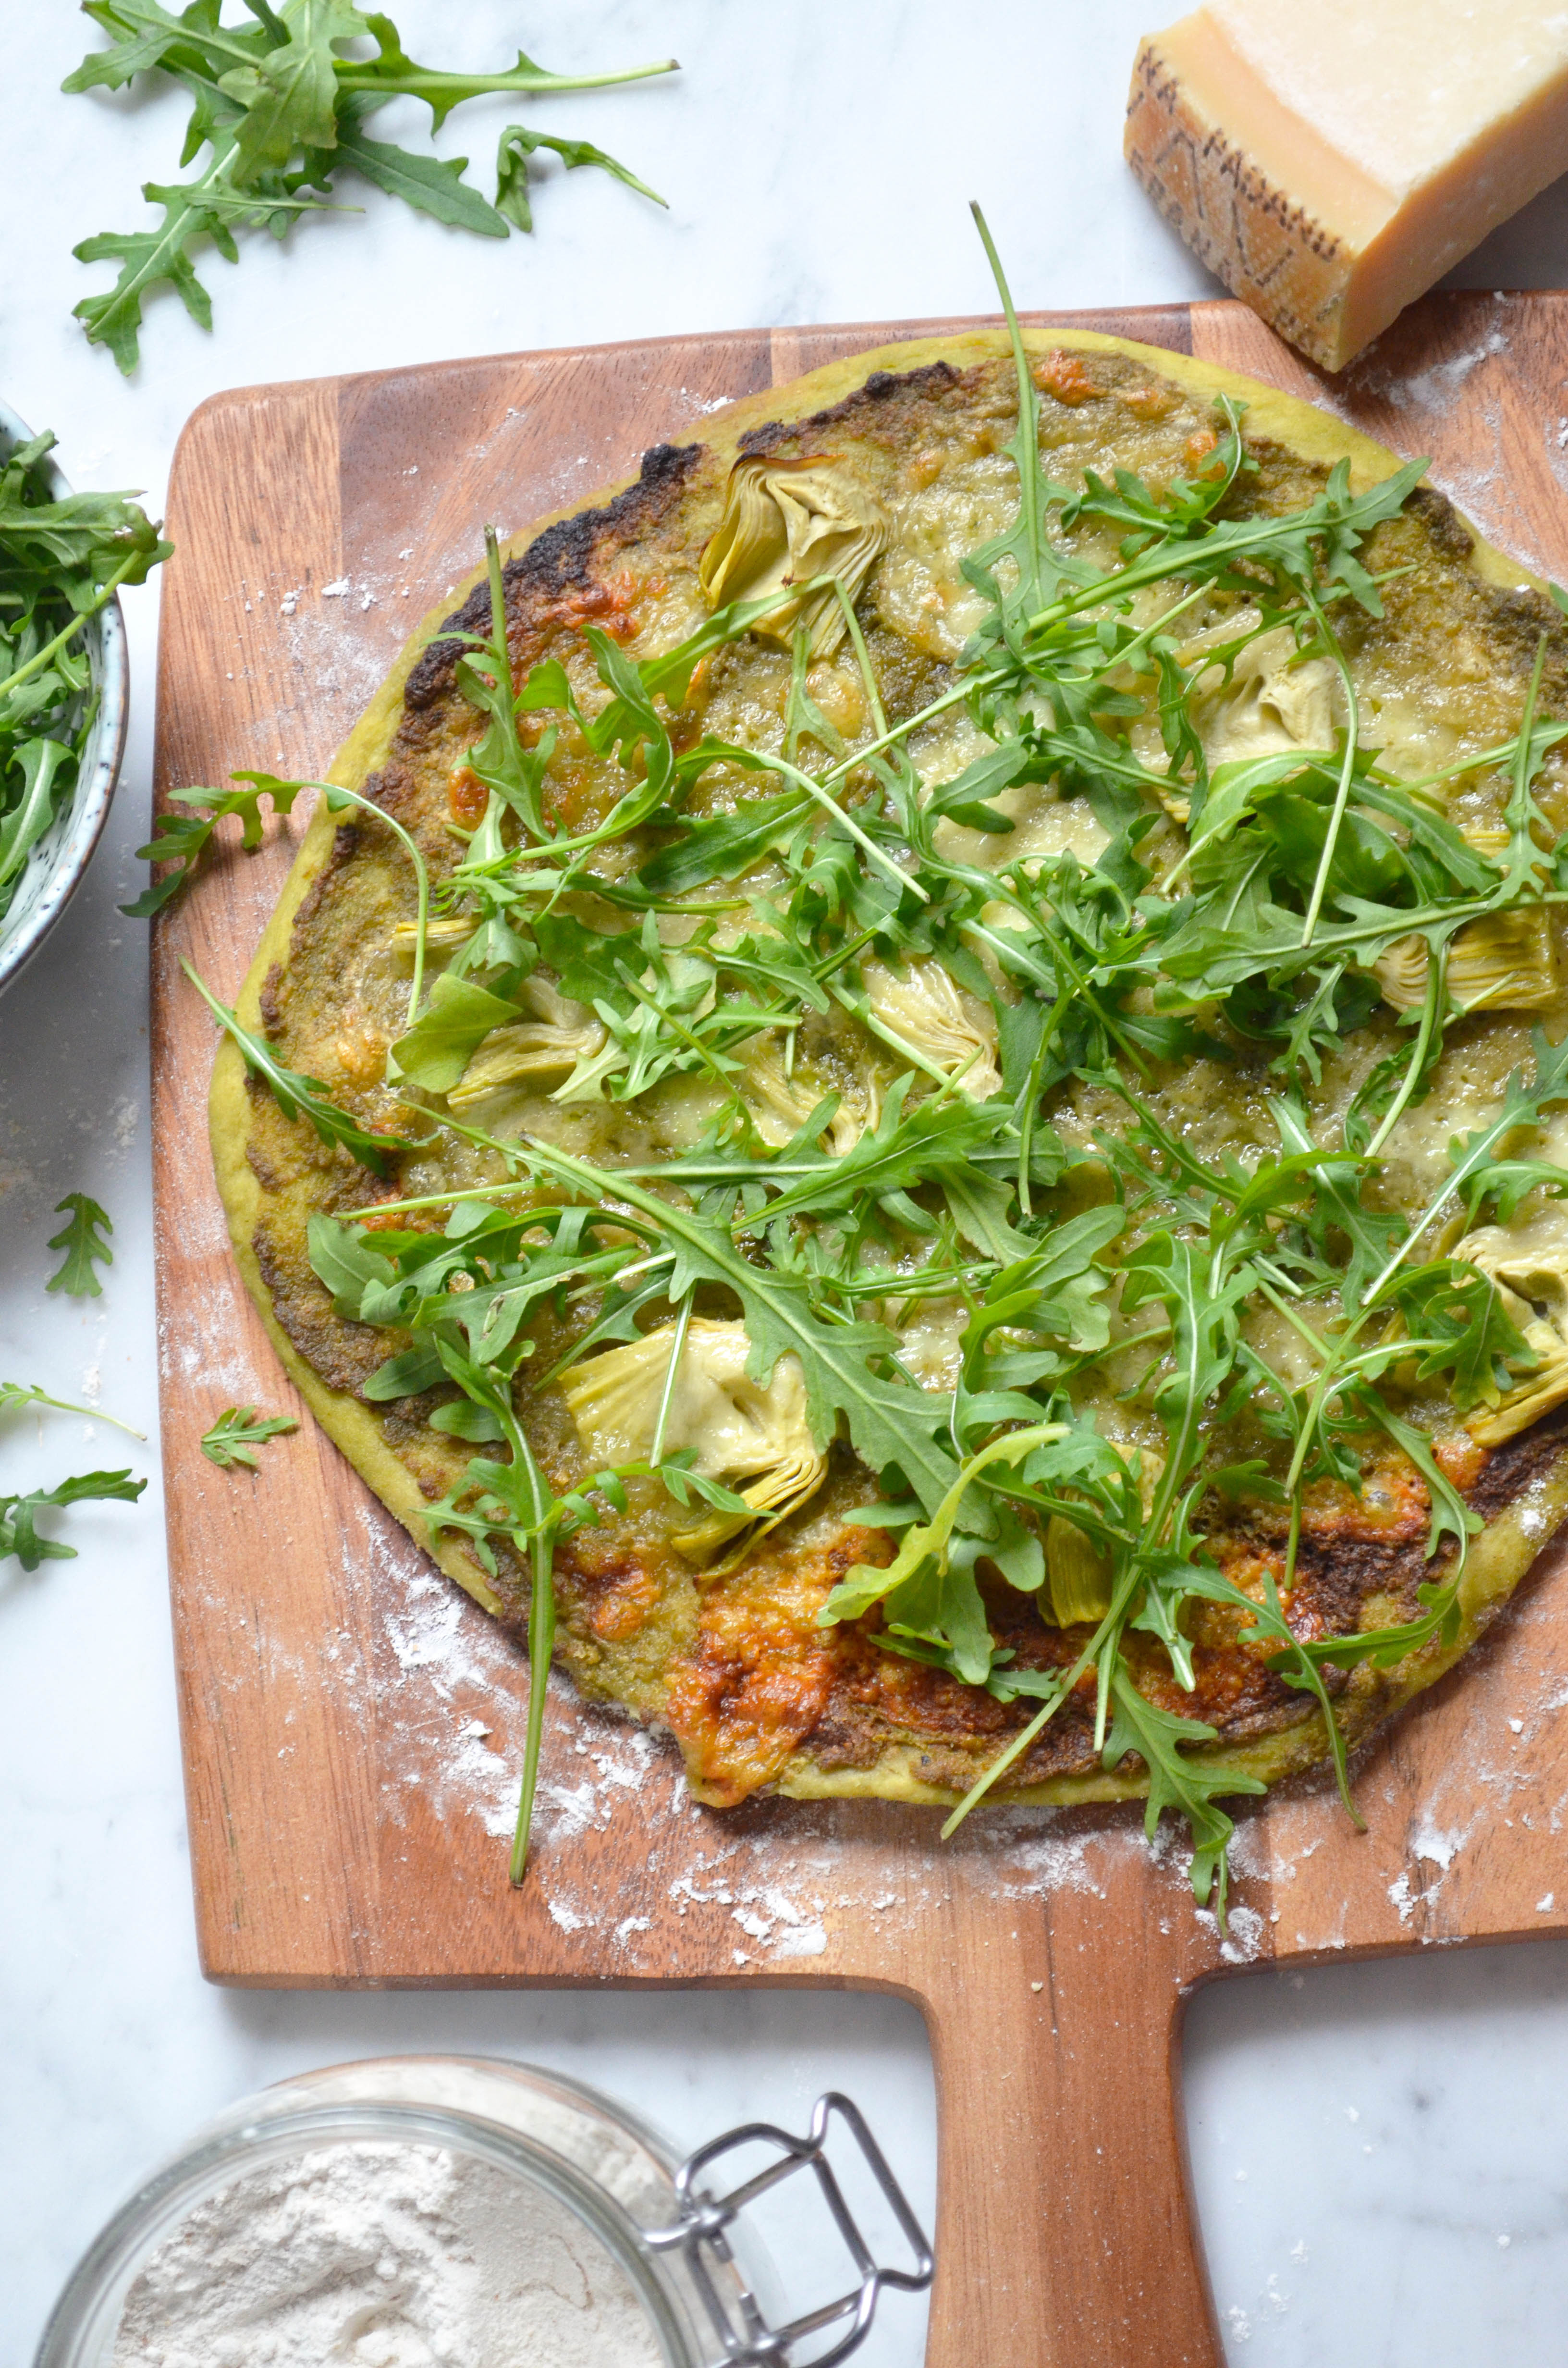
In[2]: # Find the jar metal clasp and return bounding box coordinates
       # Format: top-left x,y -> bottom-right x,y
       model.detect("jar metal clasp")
644,2091 -> 934,2368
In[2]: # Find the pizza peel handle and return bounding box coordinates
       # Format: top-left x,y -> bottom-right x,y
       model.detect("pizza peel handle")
911,1831 -> 1226,2368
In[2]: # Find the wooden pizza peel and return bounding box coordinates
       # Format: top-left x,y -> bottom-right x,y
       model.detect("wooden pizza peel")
150,291 -> 1568,2365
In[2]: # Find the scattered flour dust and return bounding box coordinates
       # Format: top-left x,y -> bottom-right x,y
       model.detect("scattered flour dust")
357,1497 -> 1271,1954
348,1452 -> 1568,1961
112,2139 -> 661,2368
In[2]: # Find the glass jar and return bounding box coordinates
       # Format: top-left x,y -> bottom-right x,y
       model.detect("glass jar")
35,2055 -> 931,2368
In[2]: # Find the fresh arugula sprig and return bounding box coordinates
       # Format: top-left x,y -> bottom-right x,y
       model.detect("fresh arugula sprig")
65,3 -> 677,370
182,957 -> 414,1172
122,772 -> 304,916
46,1193 -> 115,1298
0,1380 -> 143,1439
1103,1669 -> 1267,1921
200,1405 -> 298,1468
0,1470 -> 147,1572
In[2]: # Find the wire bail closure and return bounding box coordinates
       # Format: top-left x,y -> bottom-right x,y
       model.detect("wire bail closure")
643,2091 -> 934,2368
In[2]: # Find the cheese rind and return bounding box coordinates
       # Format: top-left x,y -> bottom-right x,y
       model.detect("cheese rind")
1127,3 -> 1568,370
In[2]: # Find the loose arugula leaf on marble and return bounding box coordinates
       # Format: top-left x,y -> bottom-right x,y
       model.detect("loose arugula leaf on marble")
45,1194 -> 115,1299
65,3 -> 678,368
199,1405 -> 299,1469
0,1470 -> 147,1572
76,185 -> 317,370
494,122 -> 665,234
0,1381 -> 144,1440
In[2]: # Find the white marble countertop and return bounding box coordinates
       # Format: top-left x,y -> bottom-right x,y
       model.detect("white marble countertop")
5,4 -> 1568,2362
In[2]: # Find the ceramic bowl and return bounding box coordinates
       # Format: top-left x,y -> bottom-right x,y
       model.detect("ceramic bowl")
0,400 -> 130,997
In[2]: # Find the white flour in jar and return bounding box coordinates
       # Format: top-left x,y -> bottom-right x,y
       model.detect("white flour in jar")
111,2139 -> 664,2368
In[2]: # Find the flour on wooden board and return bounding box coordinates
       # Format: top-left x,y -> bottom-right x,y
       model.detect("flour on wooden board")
329,1494 -> 1233,1953
1304,304 -> 1555,573
274,1432 -> 1568,1966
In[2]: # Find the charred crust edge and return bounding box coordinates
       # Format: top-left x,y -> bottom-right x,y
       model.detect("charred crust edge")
404,441 -> 705,708
1408,483 -> 1475,564
402,360 -> 967,711
737,360 -> 962,456
1467,1401 -> 1568,1522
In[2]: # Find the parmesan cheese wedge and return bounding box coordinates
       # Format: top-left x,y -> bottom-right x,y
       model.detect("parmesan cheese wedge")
1126,2 -> 1568,370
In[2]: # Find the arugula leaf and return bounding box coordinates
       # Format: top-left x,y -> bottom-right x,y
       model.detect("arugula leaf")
495,123 -> 665,234
959,1210 -> 1125,1377
217,0 -> 364,180
822,1423 -> 1068,1675
45,1194 -> 114,1299
63,0 -> 258,94
199,1405 -> 299,1468
0,740 -> 74,890
416,1333 -> 557,1885
967,204 -> 1094,630
332,119 -> 509,236
386,972 -> 520,1093
1101,1665 -> 1265,1919
637,792 -> 810,896
183,959 -> 412,1173
73,153 -> 333,372
121,771 -> 304,915
0,450 -> 170,601
65,5 -> 678,367
0,1380 -> 143,1439
734,1076 -> 1010,1231
0,1470 -> 146,1571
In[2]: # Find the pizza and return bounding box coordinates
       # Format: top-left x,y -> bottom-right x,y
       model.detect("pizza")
206,322 -> 1568,1906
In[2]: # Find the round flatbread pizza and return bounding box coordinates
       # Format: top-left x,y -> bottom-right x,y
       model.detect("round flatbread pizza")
202,321 -> 1568,1906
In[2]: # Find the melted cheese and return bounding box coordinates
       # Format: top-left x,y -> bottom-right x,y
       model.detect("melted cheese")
890,1297 -> 967,1391
1127,3 -> 1568,368
934,784 -> 1111,874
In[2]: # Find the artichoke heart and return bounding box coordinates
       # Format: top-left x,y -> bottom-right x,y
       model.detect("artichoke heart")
392,914 -> 477,953
741,1042 -> 870,1156
1042,1448 -> 1162,1625
1456,1210 -> 1568,1446
559,1317 -> 826,1565
1044,1515 -> 1114,1626
863,957 -> 1001,1099
698,454 -> 889,660
1159,624 -> 1338,826
1195,625 -> 1337,769
1374,832 -> 1559,1016
448,977 -> 606,1110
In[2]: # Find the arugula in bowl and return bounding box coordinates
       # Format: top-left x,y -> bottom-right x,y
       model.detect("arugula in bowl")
0,412 -> 169,987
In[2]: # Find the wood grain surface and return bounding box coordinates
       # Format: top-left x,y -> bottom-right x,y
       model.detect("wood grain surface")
151,293 -> 1568,2368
